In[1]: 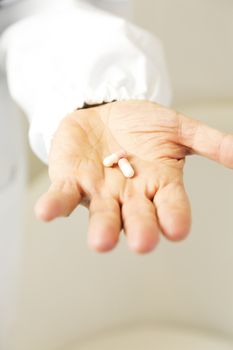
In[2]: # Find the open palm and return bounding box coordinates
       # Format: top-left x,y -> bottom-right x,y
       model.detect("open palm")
35,101 -> 233,253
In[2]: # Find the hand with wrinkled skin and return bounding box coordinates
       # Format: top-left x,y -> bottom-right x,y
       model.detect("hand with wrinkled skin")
35,101 -> 233,254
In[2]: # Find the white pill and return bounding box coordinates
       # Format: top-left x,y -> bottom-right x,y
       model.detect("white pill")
118,158 -> 135,178
103,150 -> 126,167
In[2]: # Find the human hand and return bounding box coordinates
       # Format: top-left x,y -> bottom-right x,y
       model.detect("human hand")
35,101 -> 233,253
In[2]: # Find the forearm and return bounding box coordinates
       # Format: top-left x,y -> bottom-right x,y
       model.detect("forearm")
0,3 -> 171,164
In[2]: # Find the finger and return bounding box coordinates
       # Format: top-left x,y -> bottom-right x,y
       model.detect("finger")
122,195 -> 160,254
178,114 -> 233,168
88,196 -> 122,252
154,182 -> 191,241
34,179 -> 82,221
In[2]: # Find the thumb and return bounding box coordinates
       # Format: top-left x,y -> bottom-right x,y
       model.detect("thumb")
178,114 -> 233,168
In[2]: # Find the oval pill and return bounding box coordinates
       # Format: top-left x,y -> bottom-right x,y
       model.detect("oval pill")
103,150 -> 127,167
103,153 -> 119,167
118,158 -> 135,178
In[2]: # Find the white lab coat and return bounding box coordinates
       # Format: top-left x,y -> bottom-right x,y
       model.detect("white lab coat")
0,0 -> 172,164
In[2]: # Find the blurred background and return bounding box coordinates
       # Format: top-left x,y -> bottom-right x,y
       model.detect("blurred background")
1,1 -> 233,350
135,0 -> 233,103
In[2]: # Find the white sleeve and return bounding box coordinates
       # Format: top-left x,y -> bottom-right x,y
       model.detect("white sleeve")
0,2 -> 172,164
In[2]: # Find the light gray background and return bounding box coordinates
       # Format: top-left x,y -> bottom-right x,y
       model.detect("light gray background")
5,2 -> 233,350
134,0 -> 233,103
